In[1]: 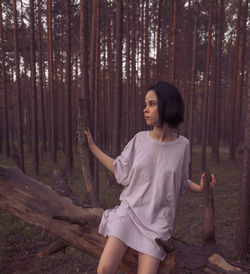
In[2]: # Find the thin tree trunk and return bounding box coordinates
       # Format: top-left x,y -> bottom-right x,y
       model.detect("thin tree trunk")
30,0 -> 39,175
188,0 -> 199,177
169,0 -> 177,84
140,0 -> 145,130
47,0 -> 57,163
79,0 -> 97,203
235,52 -> 250,262
125,0 -> 130,140
201,0 -> 213,171
211,0 -> 224,163
89,0 -> 97,133
0,0 -> 10,157
113,0 -> 123,156
94,0 -> 100,199
65,0 -> 73,173
37,0 -> 47,155
131,0 -> 136,134
12,0 -> 25,172
230,0 -> 242,160
156,0 -> 162,82
144,0 -> 149,88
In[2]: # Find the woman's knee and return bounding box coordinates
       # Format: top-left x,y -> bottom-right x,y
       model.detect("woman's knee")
97,264 -> 112,274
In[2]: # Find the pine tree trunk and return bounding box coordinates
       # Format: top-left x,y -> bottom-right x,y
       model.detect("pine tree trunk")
47,0 -> 57,163
65,0 -> 73,173
37,0 -> 47,155
235,54 -> 250,262
131,0 -> 136,134
144,0 -> 150,89
0,0 -> 10,157
30,0 -> 39,175
230,0 -> 242,160
201,0 -> 213,171
188,0 -> 199,176
125,0 -> 130,140
113,0 -> 123,156
79,0 -> 97,203
156,0 -> 162,82
12,0 -> 25,172
211,0 -> 224,163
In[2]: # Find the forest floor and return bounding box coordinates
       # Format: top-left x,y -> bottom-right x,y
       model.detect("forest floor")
0,145 -> 247,273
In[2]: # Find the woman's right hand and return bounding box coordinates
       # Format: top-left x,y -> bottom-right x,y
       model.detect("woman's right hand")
84,128 -> 94,147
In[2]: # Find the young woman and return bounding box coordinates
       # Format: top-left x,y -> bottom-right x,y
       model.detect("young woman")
84,82 -> 216,274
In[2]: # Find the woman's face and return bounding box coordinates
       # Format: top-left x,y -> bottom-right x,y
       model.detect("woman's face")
144,90 -> 160,127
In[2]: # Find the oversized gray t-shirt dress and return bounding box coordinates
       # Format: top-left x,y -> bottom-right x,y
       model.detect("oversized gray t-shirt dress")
99,131 -> 190,260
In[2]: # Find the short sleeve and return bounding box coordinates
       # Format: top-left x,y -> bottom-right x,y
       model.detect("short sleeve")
113,137 -> 136,186
180,142 -> 190,195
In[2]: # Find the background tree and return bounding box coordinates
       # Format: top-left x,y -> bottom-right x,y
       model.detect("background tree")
29,0 -> 39,175
12,0 -> 25,172
65,0 -> 73,173
0,0 -> 9,157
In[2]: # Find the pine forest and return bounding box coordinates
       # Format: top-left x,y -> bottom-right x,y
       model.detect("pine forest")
0,0 -> 249,272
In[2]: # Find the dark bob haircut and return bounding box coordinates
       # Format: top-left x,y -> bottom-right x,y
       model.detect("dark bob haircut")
148,82 -> 184,128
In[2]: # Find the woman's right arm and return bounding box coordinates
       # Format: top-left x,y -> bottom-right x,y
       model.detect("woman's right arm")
84,128 -> 114,173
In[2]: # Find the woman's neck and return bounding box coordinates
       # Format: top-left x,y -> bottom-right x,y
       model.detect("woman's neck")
150,125 -> 177,142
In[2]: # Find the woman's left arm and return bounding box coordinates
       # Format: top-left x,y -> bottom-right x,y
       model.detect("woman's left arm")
188,173 -> 216,192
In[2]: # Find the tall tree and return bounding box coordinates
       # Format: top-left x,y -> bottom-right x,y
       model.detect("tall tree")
131,0 -> 136,134
0,0 -> 10,157
47,0 -> 57,163
37,0 -> 47,155
30,0 -> 39,175
155,0 -> 162,82
89,0 -> 97,132
125,0 -> 130,139
201,0 -> 213,171
113,0 -> 123,156
211,0 -> 224,163
65,0 -> 73,172
12,0 -> 25,172
187,0 -> 199,175
230,0 -> 242,160
235,47 -> 250,262
169,0 -> 177,84
79,0 -> 98,203
144,0 -> 150,89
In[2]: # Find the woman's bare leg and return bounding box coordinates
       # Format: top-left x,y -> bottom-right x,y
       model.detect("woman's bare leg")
97,236 -> 128,274
137,252 -> 160,274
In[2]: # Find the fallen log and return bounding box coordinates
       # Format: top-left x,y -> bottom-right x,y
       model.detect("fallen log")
0,165 -> 247,273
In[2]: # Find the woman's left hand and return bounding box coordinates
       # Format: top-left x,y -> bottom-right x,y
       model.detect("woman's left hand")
210,174 -> 216,189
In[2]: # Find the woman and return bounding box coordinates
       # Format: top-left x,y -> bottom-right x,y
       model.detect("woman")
84,82 -> 216,274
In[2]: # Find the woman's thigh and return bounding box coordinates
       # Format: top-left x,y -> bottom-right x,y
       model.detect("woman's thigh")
97,236 -> 128,274
137,252 -> 160,274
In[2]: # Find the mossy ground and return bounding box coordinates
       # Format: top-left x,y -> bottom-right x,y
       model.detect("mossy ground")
0,145 -> 243,273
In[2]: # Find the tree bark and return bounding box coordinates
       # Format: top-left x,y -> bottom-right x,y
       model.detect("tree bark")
65,0 -> 73,173
0,0 -> 10,157
187,0 -> 199,177
113,0 -> 123,156
201,0 -> 213,171
30,0 -> 39,175
79,0 -> 98,203
230,0 -> 243,161
235,48 -> 250,262
211,0 -> 224,163
156,0 -> 162,82
37,0 -> 47,155
47,0 -> 57,163
12,0 -> 25,172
